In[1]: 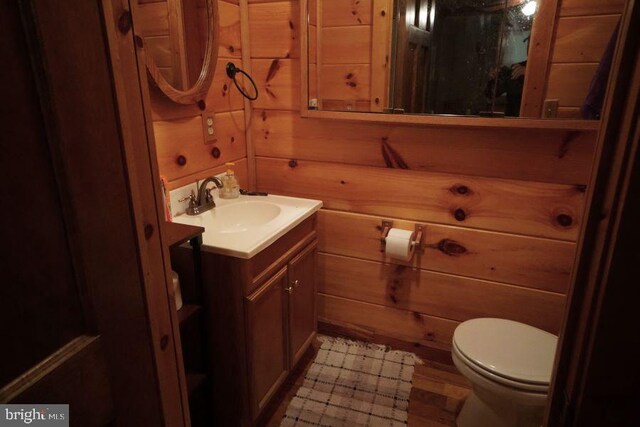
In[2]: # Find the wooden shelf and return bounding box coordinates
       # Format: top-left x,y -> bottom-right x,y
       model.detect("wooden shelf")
163,221 -> 204,248
185,372 -> 207,397
302,109 -> 602,131
177,304 -> 203,326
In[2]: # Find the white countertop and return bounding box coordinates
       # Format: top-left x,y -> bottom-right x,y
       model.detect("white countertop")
172,194 -> 322,259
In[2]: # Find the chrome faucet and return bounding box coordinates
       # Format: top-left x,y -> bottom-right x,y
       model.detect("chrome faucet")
180,176 -> 223,215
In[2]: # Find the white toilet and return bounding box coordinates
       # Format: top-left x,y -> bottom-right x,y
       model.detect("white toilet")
452,318 -> 558,427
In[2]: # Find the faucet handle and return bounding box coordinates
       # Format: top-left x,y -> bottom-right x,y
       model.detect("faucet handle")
205,187 -> 216,203
178,194 -> 196,207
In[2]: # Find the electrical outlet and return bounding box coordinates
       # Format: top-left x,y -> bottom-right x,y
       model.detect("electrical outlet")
203,114 -> 216,143
543,99 -> 559,118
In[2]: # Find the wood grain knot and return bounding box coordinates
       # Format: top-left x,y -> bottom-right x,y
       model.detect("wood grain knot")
176,155 -> 187,166
117,11 -> 132,34
144,224 -> 153,239
556,214 -> 573,227
453,208 -> 466,221
437,239 -> 468,256
134,35 -> 144,48
451,184 -> 471,195
288,159 -> 298,168
197,100 -> 206,110
211,147 -> 221,158
575,184 -> 587,193
160,335 -> 169,350
231,137 -> 235,143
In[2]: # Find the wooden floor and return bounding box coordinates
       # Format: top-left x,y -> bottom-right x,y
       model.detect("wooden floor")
260,337 -> 471,427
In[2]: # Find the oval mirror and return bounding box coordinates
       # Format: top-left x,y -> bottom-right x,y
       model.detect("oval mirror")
134,0 -> 219,105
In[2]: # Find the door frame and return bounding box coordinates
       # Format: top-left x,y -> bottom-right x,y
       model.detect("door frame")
0,0 -> 190,425
546,0 -> 640,425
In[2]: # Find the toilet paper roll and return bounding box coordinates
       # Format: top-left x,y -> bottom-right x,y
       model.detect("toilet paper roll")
385,228 -> 416,261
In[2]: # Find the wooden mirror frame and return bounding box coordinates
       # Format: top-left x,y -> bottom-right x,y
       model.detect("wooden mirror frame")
299,0 -> 600,131
142,0 -> 219,105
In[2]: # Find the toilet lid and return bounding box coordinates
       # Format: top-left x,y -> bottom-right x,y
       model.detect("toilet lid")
453,318 -> 558,385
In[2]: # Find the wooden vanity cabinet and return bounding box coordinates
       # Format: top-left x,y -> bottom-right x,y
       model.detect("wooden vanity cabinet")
178,214 -> 318,426
245,239 -> 318,417
245,267 -> 289,416
287,241 -> 318,367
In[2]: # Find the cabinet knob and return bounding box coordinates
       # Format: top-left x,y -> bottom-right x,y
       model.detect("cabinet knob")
292,279 -> 300,288
284,285 -> 293,293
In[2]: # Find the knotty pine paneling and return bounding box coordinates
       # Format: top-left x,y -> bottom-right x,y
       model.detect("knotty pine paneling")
248,1 -> 299,59
256,157 -> 585,240
318,254 -> 565,333
252,109 -> 596,185
370,0 -> 393,111
154,110 -> 246,181
320,64 -> 371,101
559,0 -> 626,17
149,58 -> 245,121
318,294 -> 458,351
251,59 -> 301,110
321,26 -> 371,64
321,0 -> 372,26
552,15 -> 621,63
168,157 -> 249,190
144,37 -> 172,68
136,1 -> 169,37
317,210 -> 574,293
245,0 -> 599,350
544,1 -> 624,110
218,0 -> 243,58
151,0 -> 247,188
547,63 -> 600,108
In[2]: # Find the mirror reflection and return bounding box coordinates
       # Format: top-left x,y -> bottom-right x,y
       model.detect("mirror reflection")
135,0 -> 209,91
308,0 -> 622,119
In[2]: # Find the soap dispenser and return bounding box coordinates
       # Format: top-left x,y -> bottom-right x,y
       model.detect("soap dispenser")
220,162 -> 240,199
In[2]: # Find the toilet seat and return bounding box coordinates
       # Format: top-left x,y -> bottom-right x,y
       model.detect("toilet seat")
453,342 -> 549,393
453,318 -> 557,393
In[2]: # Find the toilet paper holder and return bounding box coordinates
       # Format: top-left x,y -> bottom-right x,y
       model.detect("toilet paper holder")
380,220 -> 425,252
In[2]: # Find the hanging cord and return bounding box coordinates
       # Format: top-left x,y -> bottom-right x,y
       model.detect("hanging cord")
226,62 -> 259,101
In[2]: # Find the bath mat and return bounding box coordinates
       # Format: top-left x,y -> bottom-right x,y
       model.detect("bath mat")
280,336 -> 419,426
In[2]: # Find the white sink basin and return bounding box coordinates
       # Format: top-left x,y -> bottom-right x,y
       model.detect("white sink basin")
212,201 -> 282,234
172,194 -> 322,258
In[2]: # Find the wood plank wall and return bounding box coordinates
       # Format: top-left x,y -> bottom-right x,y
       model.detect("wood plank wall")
137,0 -> 176,84
311,0 -> 392,111
151,0 -> 249,191
245,0 -> 600,353
546,0 -> 625,118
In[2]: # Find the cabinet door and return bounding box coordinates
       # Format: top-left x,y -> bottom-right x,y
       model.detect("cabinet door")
245,266 -> 289,417
288,240 -> 318,367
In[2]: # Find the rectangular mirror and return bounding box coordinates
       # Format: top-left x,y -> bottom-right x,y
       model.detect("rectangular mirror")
305,0 -> 624,120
